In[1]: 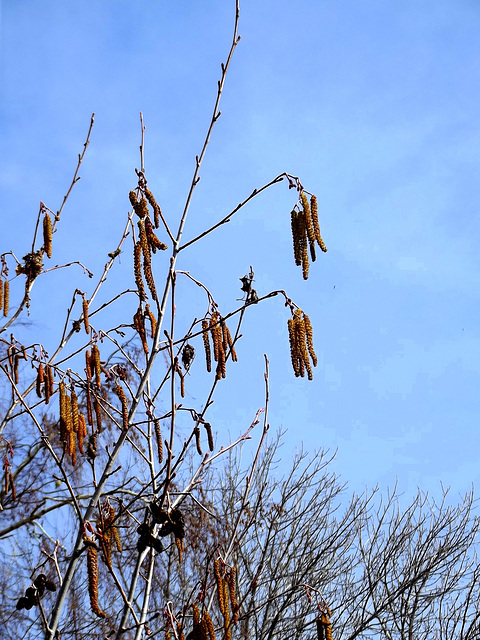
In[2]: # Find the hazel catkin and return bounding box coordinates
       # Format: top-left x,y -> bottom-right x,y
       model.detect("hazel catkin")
86,541 -> 107,618
3,280 -> 9,317
202,319 -> 212,373
43,213 -> 53,259
82,298 -> 90,334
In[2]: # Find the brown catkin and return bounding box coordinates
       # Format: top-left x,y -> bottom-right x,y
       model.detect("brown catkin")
154,418 -> 163,463
78,414 -> 86,454
301,192 -> 316,248
194,426 -> 202,456
3,280 -> 9,317
44,365 -> 53,404
134,241 -> 147,301
209,313 -> 222,362
86,542 -> 107,618
138,219 -> 150,262
287,318 -> 301,377
134,307 -> 149,355
311,195 -> 327,252
204,421 -> 214,451
91,345 -> 101,388
227,567 -> 238,624
82,298 -> 90,334
321,613 -> 333,640
291,210 -> 302,267
203,610 -> 216,640
0,279 -> 3,312
192,604 -> 200,629
144,187 -> 161,229
59,382 -> 67,444
214,559 -> 227,616
65,394 -> 73,453
143,255 -> 158,301
94,397 -> 102,432
303,313 -> 317,367
114,384 -> 129,430
316,618 -> 325,640
36,363 -> 44,398
202,319 -> 212,373
145,303 -> 157,338
145,215 -> 167,252
71,389 -> 79,432
43,213 -> 53,258
175,536 -> 183,563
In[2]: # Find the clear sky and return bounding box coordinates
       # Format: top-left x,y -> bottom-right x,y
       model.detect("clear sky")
1,0 -> 480,498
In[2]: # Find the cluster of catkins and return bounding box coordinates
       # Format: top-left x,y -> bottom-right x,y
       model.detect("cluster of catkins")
130,186 -> 167,303
291,193 -> 327,280
287,309 -> 317,380
214,559 -> 239,640
316,607 -> 333,640
133,303 -> 156,356
190,603 -> 217,640
58,381 -> 87,465
96,503 -> 122,569
201,311 -> 237,380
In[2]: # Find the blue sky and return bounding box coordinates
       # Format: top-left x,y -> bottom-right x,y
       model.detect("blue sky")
1,0 -> 480,497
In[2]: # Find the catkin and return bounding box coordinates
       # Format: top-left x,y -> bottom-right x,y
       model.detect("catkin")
145,303 -> 157,338
204,421 -> 214,451
134,241 -> 147,301
44,365 -> 53,404
114,384 -> 129,430
91,345 -> 101,388
301,192 -> 316,250
138,219 -> 150,262
194,426 -> 202,456
316,618 -> 325,640
86,542 -> 107,618
202,319 -> 212,373
175,536 -> 183,563
154,418 -> 163,463
203,610 -> 216,640
3,280 -> 9,317
311,195 -> 327,252
227,567 -> 238,624
94,397 -> 102,432
0,279 -> 3,312
36,363 -> 44,398
303,313 -> 317,367
145,215 -> 167,252
143,255 -> 158,301
59,382 -> 67,444
321,613 -> 333,640
134,307 -> 149,355
82,298 -> 90,334
43,213 -> 53,258
144,187 -> 161,229
78,414 -> 87,454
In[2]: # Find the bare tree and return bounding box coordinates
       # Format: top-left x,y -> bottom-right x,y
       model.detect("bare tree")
1,2 -> 479,640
